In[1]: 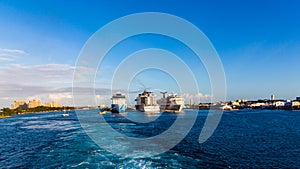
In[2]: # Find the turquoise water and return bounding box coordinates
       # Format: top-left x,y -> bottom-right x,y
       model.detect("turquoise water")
1,110 -> 300,168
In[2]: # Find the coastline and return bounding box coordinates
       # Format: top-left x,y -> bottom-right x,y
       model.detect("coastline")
0,106 -> 75,118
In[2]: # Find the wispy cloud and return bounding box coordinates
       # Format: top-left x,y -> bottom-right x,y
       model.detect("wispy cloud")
0,48 -> 28,62
0,64 -> 75,83
0,48 -> 27,55
0,57 -> 14,61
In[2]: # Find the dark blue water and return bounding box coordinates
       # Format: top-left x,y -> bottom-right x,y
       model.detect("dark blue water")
0,110 -> 300,168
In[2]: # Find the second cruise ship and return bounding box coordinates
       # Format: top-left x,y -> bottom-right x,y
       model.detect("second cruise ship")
135,90 -> 160,112
157,92 -> 184,112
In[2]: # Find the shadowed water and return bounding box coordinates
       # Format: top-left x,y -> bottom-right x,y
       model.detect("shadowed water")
0,110 -> 300,168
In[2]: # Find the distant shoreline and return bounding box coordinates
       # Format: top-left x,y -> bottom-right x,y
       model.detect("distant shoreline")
1,106 -> 299,119
0,106 -> 75,118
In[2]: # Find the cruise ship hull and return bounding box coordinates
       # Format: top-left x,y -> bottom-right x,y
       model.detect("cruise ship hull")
160,104 -> 183,113
135,105 -> 160,112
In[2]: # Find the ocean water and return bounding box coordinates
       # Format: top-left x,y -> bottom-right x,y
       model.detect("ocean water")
0,109 -> 300,168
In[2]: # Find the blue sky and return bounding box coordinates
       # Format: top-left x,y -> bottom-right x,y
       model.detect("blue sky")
0,0 -> 300,107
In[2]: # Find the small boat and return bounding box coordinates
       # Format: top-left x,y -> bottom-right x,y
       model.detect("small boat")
99,107 -> 111,114
99,111 -> 108,115
62,113 -> 69,117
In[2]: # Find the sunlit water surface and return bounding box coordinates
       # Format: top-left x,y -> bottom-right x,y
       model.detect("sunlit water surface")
1,109 -> 300,168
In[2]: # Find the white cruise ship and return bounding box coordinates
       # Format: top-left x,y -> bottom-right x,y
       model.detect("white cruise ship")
135,90 -> 160,112
157,92 -> 184,113
111,93 -> 127,113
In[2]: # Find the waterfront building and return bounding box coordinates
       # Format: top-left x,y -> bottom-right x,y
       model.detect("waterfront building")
11,99 -> 63,109
292,101 -> 300,109
52,101 -> 62,107
250,102 -> 267,108
11,100 -> 28,109
271,95 -> 275,101
241,99 -> 247,102
44,101 -> 62,108
284,100 -> 292,108
28,99 -> 42,108
231,101 -> 240,106
189,99 -> 193,106
222,104 -> 233,110
44,102 -> 51,107
274,100 -> 285,108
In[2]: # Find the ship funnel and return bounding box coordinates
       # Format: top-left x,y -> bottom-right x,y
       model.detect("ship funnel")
160,91 -> 167,98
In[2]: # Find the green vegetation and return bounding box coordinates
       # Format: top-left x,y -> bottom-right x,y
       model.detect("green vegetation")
0,106 -> 75,118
